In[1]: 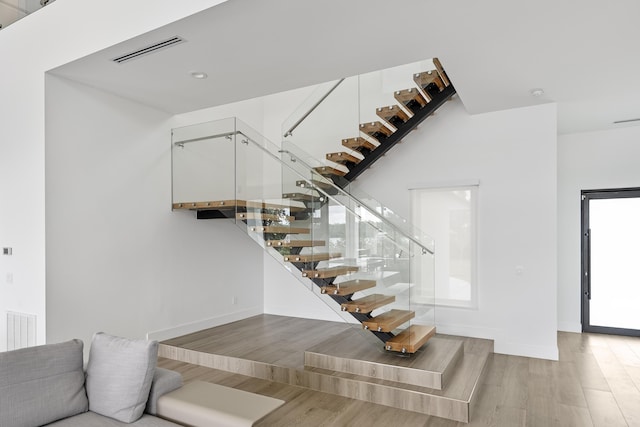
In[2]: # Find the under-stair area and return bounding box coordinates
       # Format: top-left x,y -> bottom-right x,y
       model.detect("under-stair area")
168,59 -> 491,422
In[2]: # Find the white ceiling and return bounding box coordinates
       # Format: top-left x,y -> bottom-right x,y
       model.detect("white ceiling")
50,0 -> 640,135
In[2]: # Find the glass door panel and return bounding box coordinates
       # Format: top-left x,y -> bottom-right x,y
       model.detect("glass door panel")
583,189 -> 640,335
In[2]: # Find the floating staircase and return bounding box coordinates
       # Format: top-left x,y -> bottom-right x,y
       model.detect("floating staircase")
172,59 -> 456,355
327,57 -> 456,185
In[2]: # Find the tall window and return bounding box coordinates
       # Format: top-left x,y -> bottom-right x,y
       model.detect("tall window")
411,185 -> 477,307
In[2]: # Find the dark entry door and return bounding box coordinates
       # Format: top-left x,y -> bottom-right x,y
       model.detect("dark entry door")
582,188 -> 640,336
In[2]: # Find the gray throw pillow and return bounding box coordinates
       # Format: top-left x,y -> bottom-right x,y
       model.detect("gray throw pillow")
85,332 -> 158,423
0,339 -> 88,427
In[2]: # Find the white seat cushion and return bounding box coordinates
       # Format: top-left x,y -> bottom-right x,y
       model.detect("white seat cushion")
157,381 -> 284,427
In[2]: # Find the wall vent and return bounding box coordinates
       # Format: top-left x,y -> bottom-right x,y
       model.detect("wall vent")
7,311 -> 37,350
112,36 -> 186,64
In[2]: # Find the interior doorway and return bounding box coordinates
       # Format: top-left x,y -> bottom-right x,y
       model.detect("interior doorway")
582,188 -> 640,336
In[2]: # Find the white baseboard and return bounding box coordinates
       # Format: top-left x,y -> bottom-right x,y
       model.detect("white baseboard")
436,321 -> 559,361
146,306 -> 263,342
558,320 -> 582,333
435,322 -> 501,343
495,340 -> 559,361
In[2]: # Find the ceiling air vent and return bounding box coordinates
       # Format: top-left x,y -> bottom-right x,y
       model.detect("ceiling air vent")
112,36 -> 186,64
613,118 -> 640,125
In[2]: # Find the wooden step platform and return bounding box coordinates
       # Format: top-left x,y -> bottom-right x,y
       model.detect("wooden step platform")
313,166 -> 347,177
236,212 -> 294,222
302,265 -> 358,279
320,279 -> 376,295
159,314 -> 493,423
342,137 -> 377,154
385,324 -> 436,354
305,326 -> 463,389
173,200 -> 235,210
340,294 -> 395,313
245,200 -> 306,213
359,121 -> 394,142
266,240 -> 326,248
326,152 -> 362,165
361,309 -> 415,332
281,192 -> 323,202
376,105 -> 411,129
394,88 -> 428,114
284,253 -> 341,263
251,226 -> 309,234
173,200 -> 305,213
413,70 -> 445,101
295,179 -> 336,193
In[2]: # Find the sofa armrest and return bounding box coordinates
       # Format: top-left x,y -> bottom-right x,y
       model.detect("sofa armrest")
145,368 -> 183,415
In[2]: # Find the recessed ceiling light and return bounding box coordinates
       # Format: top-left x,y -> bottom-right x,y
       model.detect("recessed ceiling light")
190,71 -> 208,79
529,88 -> 544,97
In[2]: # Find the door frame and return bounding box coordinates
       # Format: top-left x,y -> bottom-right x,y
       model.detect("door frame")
581,187 -> 640,336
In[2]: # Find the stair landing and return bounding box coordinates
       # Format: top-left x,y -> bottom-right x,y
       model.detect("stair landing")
159,314 -> 493,423
305,327 -> 461,389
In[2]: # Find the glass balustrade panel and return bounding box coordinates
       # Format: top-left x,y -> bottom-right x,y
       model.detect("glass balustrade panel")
171,117 -> 237,205
282,76 -> 360,164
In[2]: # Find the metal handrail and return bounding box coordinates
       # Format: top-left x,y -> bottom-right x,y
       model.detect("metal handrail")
282,78 -> 345,138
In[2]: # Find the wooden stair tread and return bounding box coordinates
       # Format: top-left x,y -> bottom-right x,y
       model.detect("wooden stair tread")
359,121 -> 394,142
296,179 -> 335,191
251,226 -> 309,234
266,240 -> 326,248
313,166 -> 347,177
236,212 -> 294,222
342,137 -> 377,153
385,325 -> 436,354
173,200 -> 244,210
282,192 -> 323,202
245,200 -> 306,212
173,200 -> 305,213
376,105 -> 411,128
361,309 -> 415,333
326,152 -> 362,165
320,279 -> 376,295
433,57 -> 451,87
302,265 -> 359,279
340,294 -> 395,313
413,70 -> 445,101
284,253 -> 341,263
394,88 -> 428,114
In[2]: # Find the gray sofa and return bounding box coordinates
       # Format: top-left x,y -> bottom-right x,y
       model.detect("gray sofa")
0,338 -> 184,427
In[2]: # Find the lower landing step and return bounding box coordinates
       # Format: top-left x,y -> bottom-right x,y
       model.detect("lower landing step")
159,336 -> 489,424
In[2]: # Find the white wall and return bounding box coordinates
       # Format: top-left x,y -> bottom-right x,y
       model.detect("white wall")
557,125 -> 640,333
45,76 -> 264,352
354,100 -> 559,359
0,0 -> 227,351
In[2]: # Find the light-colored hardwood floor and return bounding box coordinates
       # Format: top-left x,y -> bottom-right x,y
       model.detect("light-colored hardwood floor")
160,331 -> 640,426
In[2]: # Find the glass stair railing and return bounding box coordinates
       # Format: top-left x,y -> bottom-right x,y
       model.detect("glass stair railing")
172,117 -> 436,354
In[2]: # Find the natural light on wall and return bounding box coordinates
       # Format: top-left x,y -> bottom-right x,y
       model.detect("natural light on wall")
411,185 -> 477,308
